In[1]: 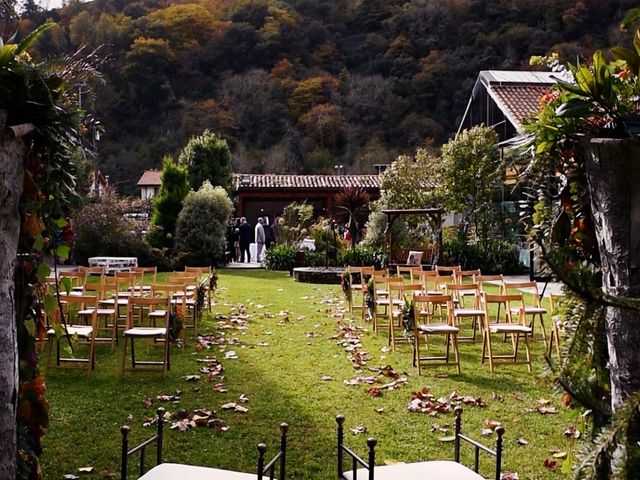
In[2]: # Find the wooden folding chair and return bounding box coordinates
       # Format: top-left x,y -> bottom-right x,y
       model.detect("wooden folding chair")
371,275 -> 403,333
345,266 -> 365,314
46,294 -> 98,371
502,281 -> 548,347
81,282 -> 118,351
396,265 -> 422,279
481,293 -> 532,373
547,293 -> 566,359
415,270 -> 441,295
412,294 -> 461,374
473,274 -> 504,293
446,284 -> 484,343
121,296 -> 171,377
453,269 -> 481,307
387,283 -> 423,350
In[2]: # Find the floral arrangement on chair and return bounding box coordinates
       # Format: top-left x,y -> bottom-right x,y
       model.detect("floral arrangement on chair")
364,277 -> 375,319
402,296 -> 415,340
341,267 -> 352,303
169,306 -> 185,342
209,269 -> 218,291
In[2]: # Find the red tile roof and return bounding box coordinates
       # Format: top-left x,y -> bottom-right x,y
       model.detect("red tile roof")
488,84 -> 552,130
137,169 -> 162,186
233,174 -> 381,190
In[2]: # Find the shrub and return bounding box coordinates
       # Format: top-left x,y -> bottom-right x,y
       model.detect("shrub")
338,245 -> 378,267
174,182 -> 233,265
73,199 -> 168,267
264,244 -> 296,271
440,237 -> 525,274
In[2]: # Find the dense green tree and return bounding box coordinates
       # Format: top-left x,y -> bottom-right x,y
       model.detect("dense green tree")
178,130 -> 233,192
439,125 -> 503,244
149,155 -> 189,248
174,181 -> 233,265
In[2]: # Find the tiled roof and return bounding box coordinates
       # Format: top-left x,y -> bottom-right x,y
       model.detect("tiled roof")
233,174 -> 381,190
137,169 -> 162,186
488,84 -> 552,130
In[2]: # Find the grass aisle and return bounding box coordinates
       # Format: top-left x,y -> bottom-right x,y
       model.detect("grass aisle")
42,270 -> 583,479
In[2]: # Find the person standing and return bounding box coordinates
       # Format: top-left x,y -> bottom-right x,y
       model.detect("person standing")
272,216 -> 284,245
233,217 -> 241,262
238,217 -> 253,262
264,217 -> 274,250
226,218 -> 236,262
255,217 -> 265,261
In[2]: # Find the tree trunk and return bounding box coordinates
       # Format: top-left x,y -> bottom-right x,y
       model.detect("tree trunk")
583,137 -> 640,412
0,136 -> 24,479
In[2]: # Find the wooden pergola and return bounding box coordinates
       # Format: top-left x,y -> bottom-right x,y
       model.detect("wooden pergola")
381,207 -> 445,266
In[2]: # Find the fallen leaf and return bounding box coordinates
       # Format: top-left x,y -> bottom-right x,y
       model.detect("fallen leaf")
563,426 -> 581,439
501,473 -> 520,480
183,375 -> 201,382
239,394 -> 249,403
234,405 -> 249,413
439,436 -> 456,442
350,426 -> 367,435
142,396 -> 153,407
78,467 -> 94,473
481,428 -> 493,436
63,475 -> 79,480
375,408 -> 384,414
512,391 -> 524,402
492,392 -> 504,402
224,350 -> 239,359
222,402 -> 237,410
552,452 -> 567,459
516,438 -> 529,446
435,372 -> 448,379
368,387 -> 382,397
321,375 -> 333,381
543,459 -> 557,471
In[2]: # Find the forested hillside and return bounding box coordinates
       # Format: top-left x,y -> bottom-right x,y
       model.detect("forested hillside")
18,0 -> 636,193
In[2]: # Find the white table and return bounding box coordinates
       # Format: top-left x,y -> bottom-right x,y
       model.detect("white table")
88,256 -> 137,274
138,463 -> 261,480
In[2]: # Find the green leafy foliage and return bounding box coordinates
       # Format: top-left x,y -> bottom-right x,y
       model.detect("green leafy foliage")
73,199 -> 166,267
440,126 -> 503,244
149,156 -> 190,248
178,130 -> 233,193
264,244 -> 296,271
441,236 -> 525,274
174,181 -> 233,265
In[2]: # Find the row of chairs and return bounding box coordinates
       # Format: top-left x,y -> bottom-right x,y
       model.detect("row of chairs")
121,408 -> 501,480
45,266 -> 214,376
347,266 -> 556,373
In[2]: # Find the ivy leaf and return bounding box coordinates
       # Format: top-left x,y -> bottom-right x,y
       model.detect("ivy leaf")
37,263 -> 51,281
44,294 -> 57,316
56,244 -> 70,260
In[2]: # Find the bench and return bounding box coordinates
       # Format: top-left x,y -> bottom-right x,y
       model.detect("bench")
337,407 -> 504,480
120,410 -> 288,480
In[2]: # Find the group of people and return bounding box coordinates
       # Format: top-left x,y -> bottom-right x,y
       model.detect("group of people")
226,216 -> 284,263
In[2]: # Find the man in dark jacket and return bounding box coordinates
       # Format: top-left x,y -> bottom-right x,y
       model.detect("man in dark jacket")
238,216 -> 253,262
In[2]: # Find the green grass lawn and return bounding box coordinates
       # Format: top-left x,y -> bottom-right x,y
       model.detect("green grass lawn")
41,270 -> 583,479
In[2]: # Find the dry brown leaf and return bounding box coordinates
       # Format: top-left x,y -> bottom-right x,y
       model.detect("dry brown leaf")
516,438 -> 529,446
350,426 -> 367,435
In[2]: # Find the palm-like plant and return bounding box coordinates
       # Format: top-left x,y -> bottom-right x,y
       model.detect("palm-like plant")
334,187 -> 370,251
